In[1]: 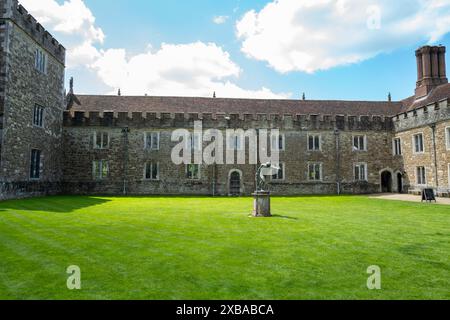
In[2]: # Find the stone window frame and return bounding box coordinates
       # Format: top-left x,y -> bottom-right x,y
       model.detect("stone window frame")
93,131 -> 110,150
32,104 -> 45,128
186,132 -> 202,152
352,135 -> 367,152
228,133 -> 245,151
271,162 -> 286,181
271,132 -> 286,152
307,133 -> 322,152
445,127 -> 450,151
416,166 -> 427,186
144,161 -> 160,181
354,162 -> 368,182
92,160 -> 109,180
412,132 -> 425,154
30,148 -> 42,180
144,132 -> 160,151
392,137 -> 402,156
307,162 -> 323,182
448,164 -> 450,187
186,164 -> 201,180
34,48 -> 48,74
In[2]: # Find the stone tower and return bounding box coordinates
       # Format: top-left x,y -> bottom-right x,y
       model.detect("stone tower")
0,0 -> 66,199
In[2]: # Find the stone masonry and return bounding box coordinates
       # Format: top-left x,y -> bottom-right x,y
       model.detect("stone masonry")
0,1 -> 449,200
0,0 -> 65,200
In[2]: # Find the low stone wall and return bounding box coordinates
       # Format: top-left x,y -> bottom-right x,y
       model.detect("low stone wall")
59,180 -> 378,196
0,181 -> 62,200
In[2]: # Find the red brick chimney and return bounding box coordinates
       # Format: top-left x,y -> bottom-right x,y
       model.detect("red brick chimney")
415,46 -> 447,98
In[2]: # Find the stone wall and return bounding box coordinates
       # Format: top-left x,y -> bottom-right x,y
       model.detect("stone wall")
393,96 -> 450,195
0,0 -> 65,200
62,112 -> 396,196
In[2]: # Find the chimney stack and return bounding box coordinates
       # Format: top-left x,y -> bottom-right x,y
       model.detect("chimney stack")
415,46 -> 448,98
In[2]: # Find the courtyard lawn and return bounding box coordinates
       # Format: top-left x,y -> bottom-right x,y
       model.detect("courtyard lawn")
0,195 -> 449,300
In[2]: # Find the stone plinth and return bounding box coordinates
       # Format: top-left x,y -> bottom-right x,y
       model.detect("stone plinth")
252,191 -> 272,217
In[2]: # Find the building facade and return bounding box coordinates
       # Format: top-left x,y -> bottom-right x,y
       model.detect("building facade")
0,0 -> 449,200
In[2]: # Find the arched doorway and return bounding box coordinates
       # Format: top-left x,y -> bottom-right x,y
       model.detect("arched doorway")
397,173 -> 403,193
229,170 -> 242,196
381,171 -> 393,193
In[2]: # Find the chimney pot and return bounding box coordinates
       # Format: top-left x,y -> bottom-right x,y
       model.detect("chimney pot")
415,46 -> 448,99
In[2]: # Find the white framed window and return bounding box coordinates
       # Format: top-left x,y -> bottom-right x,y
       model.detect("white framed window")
186,164 -> 200,180
35,48 -> 47,73
393,138 -> 402,156
416,166 -> 426,185
308,163 -> 322,181
94,131 -> 109,149
229,134 -> 244,151
413,133 -> 424,153
93,160 -> 109,180
33,104 -> 44,127
271,133 -> 285,151
353,135 -> 367,151
308,134 -> 321,151
446,127 -> 450,150
30,149 -> 41,180
272,162 -> 285,181
187,133 -> 202,151
144,161 -> 159,180
354,163 -> 368,181
145,132 -> 160,150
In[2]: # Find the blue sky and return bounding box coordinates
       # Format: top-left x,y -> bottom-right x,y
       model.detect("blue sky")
21,0 -> 450,101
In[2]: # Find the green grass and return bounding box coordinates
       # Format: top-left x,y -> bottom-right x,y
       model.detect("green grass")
0,195 -> 449,300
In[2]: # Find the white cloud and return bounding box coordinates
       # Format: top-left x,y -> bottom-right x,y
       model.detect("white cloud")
92,42 -> 290,98
236,0 -> 450,73
213,15 -> 229,25
20,0 -> 289,99
19,0 -> 104,67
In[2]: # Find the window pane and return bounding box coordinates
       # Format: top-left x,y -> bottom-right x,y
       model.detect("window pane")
95,132 -> 101,148
145,163 -> 151,179
102,133 -> 108,148
152,163 -> 158,180
101,161 -> 108,178
314,136 -> 320,150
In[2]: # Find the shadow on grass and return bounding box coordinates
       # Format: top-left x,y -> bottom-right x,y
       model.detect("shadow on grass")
271,214 -> 298,220
0,195 -> 111,213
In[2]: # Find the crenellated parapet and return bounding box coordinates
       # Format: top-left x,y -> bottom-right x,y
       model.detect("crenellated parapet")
63,110 -> 394,132
0,0 -> 65,65
393,98 -> 450,132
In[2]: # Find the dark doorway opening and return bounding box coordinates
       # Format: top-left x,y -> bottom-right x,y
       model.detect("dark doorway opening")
381,171 -> 393,193
397,173 -> 403,193
229,171 -> 241,196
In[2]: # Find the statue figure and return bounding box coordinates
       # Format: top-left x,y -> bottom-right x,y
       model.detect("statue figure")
255,162 -> 280,192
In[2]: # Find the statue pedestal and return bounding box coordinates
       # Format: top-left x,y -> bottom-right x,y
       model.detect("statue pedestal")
252,191 -> 272,217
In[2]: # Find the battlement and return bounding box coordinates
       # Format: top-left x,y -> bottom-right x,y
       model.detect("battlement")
63,110 -> 394,132
0,0 -> 65,65
393,98 -> 450,132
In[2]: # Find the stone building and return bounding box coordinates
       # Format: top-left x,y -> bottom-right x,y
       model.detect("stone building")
0,0 -> 65,200
0,0 -> 449,200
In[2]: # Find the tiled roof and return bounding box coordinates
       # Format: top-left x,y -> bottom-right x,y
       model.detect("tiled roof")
401,83 -> 450,112
69,95 -> 405,117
